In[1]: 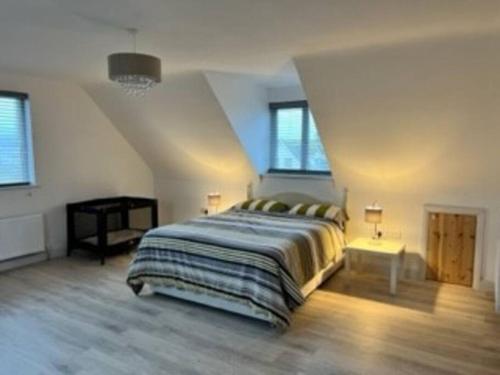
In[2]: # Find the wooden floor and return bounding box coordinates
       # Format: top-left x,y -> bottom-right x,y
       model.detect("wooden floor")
1,254 -> 499,375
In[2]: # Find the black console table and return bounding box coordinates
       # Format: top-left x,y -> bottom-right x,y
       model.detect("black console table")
67,196 -> 158,265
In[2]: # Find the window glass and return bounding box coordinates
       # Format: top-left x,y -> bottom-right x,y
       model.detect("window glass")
274,108 -> 303,170
270,102 -> 330,174
0,93 -> 34,186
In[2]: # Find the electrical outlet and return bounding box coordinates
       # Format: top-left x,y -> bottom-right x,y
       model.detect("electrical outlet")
385,231 -> 402,240
382,226 -> 402,240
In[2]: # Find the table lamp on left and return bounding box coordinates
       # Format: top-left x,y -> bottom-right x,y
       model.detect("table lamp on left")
207,192 -> 221,213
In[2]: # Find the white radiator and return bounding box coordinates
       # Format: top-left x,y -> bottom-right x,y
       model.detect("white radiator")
0,214 -> 45,261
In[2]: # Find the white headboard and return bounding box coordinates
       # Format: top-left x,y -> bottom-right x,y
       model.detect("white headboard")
253,174 -> 348,209
266,192 -> 327,206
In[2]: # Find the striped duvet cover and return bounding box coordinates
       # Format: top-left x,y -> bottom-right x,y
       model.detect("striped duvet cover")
127,209 -> 345,327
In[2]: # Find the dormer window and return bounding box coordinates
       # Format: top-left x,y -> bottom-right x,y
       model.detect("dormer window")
0,91 -> 36,187
269,101 -> 330,175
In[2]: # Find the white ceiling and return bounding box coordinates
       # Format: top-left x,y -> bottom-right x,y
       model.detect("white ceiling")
1,0 -> 499,85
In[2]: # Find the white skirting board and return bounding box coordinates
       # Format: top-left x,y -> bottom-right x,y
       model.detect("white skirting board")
0,251 -> 48,273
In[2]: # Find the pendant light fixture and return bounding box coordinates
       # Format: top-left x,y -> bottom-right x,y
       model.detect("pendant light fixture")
108,28 -> 162,96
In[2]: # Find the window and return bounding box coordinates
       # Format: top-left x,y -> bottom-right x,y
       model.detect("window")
269,101 -> 330,174
0,91 -> 35,187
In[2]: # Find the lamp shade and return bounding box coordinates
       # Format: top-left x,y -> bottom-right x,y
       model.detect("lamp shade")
207,192 -> 221,207
108,52 -> 161,95
365,203 -> 383,224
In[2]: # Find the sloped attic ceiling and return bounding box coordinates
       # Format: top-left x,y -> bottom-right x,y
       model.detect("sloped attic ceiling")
294,32 -> 500,195
85,71 -> 254,184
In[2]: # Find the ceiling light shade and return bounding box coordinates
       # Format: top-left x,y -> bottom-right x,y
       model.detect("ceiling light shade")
107,29 -> 161,96
108,53 -> 161,95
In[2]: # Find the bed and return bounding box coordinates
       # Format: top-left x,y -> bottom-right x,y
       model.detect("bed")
127,192 -> 347,327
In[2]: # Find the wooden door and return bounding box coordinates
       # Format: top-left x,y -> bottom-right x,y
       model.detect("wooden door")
426,213 -> 476,286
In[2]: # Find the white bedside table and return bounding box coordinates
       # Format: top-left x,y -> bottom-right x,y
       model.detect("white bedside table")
344,238 -> 406,295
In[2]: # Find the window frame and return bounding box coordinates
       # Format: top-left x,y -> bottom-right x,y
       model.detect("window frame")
269,100 -> 331,176
0,90 -> 36,188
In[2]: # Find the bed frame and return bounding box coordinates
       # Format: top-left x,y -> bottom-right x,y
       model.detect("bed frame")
152,259 -> 343,325
254,174 -> 348,209
151,190 -> 347,325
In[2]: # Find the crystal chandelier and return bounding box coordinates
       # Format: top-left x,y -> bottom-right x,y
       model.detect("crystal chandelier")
108,28 -> 162,96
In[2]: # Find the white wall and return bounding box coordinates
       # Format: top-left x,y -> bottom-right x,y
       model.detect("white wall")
86,72 -> 255,224
496,242 -> 500,312
267,85 -> 306,103
205,72 -> 269,174
296,32 -> 500,283
0,73 -> 154,259
155,177 -> 249,223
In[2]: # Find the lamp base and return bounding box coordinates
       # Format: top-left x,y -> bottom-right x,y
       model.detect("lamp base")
372,224 -> 383,241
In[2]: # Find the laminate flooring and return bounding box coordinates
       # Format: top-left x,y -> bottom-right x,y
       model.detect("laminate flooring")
1,253 -> 498,375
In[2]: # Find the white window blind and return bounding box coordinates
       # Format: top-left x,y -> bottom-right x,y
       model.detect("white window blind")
0,92 -> 34,186
270,101 -> 330,174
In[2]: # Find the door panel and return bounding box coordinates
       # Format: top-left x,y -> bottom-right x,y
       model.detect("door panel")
426,213 -> 441,281
426,213 -> 476,286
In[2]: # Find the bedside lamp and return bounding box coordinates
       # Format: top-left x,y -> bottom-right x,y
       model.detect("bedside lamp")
207,192 -> 221,213
365,202 -> 383,240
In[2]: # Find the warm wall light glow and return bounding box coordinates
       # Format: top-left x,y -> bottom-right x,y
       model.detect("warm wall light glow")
181,147 -> 253,180
327,114 -> 460,185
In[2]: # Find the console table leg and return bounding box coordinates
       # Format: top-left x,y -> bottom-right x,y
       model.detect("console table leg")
390,256 -> 398,295
345,250 -> 351,273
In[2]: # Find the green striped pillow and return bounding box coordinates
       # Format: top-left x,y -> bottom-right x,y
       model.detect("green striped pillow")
233,199 -> 289,213
289,203 -> 341,221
